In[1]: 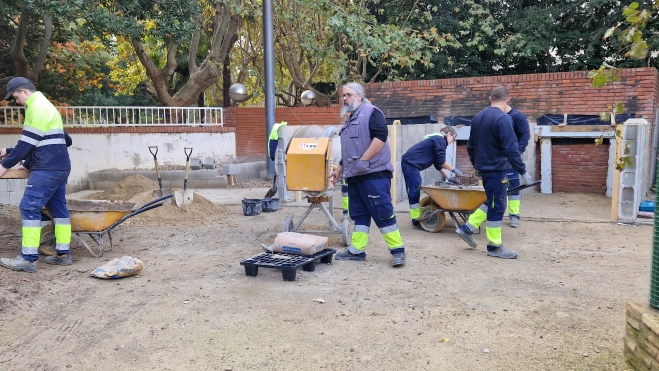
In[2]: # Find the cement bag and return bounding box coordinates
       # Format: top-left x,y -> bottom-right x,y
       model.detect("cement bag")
91,256 -> 144,279
273,232 -> 328,256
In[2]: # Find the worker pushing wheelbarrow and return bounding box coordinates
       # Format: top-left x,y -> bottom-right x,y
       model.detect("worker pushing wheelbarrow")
416,178 -> 540,233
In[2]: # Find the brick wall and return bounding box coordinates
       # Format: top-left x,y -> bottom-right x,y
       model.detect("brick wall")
223,106 -> 341,161
364,68 -> 658,126
455,143 -> 474,176
551,138 -> 610,194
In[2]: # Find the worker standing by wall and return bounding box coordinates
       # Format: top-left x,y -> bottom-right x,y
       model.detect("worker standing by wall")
329,82 -> 406,267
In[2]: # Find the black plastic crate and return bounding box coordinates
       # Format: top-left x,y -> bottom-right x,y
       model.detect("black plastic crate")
240,248 -> 336,281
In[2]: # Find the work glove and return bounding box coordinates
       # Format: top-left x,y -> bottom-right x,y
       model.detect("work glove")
520,172 -> 533,186
453,168 -> 463,177
447,177 -> 461,184
474,170 -> 481,180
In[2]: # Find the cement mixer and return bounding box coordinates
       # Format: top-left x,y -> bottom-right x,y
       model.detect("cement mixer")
277,125 -> 350,246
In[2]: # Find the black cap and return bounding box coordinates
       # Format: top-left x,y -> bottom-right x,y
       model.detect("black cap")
4,77 -> 35,100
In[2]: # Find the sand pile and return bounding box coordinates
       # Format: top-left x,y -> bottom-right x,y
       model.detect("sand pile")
87,175 -> 158,201
125,191 -> 228,227
85,174 -> 228,226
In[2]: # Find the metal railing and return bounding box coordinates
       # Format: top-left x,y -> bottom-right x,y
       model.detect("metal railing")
0,106 -> 224,127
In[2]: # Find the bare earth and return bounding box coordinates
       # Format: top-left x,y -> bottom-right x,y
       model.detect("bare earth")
0,179 -> 653,371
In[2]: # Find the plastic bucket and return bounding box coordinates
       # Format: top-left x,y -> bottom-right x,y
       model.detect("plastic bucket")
242,199 -> 262,216
262,198 -> 280,212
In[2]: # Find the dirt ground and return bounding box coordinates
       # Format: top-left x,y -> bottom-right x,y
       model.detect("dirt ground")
0,177 -> 653,370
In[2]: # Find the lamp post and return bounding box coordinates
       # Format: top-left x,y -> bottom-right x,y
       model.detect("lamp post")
263,0 -> 275,178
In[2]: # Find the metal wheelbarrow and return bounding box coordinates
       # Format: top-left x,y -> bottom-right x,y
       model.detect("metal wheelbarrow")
417,180 -> 541,233
40,194 -> 173,257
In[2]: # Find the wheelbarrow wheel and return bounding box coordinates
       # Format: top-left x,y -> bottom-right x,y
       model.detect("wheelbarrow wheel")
419,196 -> 433,208
419,206 -> 446,233
283,217 -> 294,232
39,230 -> 56,256
341,218 -> 351,247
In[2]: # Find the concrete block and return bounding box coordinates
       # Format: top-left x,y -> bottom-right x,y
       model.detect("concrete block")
87,171 -> 106,182
9,190 -> 24,205
7,179 -> 25,192
188,180 -> 208,189
190,157 -> 203,170
236,172 -> 248,183
0,192 -> 10,205
222,164 -> 241,174
104,171 -> 129,182
161,171 -> 183,181
208,178 -> 228,188
169,180 -> 184,189
203,157 -> 216,169
196,170 -> 219,180
93,181 -> 114,191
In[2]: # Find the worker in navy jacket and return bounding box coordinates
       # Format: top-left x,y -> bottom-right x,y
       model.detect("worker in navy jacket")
401,126 -> 461,229
503,105 -> 530,228
455,86 -> 533,259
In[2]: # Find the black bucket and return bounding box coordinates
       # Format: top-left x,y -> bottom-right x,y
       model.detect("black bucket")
262,198 -> 279,212
242,199 -> 262,216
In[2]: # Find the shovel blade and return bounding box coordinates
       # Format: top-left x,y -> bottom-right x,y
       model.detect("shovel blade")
153,190 -> 173,205
174,190 -> 194,206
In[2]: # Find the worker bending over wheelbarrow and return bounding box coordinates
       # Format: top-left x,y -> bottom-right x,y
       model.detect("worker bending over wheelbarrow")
0,77 -> 73,272
401,126 -> 463,230
455,86 -> 532,259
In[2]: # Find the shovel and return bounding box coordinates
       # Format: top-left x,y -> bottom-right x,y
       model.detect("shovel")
264,174 -> 277,199
148,145 -> 172,205
174,147 -> 194,206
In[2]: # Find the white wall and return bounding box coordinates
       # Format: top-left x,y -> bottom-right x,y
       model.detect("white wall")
0,132 -> 236,190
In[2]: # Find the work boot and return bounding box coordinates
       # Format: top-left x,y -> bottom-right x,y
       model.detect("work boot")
456,225 -> 477,248
509,215 -> 520,228
391,252 -> 406,267
412,220 -> 423,231
44,253 -> 72,266
335,250 -> 366,261
486,245 -> 518,259
0,255 -> 37,272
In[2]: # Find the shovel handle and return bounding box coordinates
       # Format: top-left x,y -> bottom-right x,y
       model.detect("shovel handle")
148,145 -> 158,159
183,147 -> 193,191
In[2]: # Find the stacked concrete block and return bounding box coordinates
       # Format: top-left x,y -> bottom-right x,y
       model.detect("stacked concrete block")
203,157 -> 216,169
87,169 -> 227,190
190,158 -> 203,170
0,178 -> 27,205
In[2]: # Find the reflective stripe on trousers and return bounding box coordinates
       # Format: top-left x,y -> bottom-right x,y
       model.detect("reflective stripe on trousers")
347,177 -> 404,253
466,171 -> 508,247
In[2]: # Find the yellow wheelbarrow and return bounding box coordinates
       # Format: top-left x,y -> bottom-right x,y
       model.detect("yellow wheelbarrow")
418,180 -> 540,233
40,194 -> 173,257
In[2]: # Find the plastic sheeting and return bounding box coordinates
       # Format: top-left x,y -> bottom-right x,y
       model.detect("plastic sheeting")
386,115 -> 438,126
444,113 -> 636,126
536,114 -> 636,126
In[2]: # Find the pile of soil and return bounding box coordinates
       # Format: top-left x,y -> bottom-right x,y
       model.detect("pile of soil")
87,175 -> 157,201
85,175 -> 228,227
124,190 -> 228,227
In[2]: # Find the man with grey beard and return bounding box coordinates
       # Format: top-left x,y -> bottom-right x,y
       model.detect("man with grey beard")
329,82 -> 406,267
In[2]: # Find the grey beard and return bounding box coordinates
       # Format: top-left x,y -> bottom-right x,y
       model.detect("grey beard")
340,101 -> 358,116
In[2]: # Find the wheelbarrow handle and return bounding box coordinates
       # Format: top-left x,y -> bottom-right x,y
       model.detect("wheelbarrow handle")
507,180 -> 541,195
148,145 -> 158,159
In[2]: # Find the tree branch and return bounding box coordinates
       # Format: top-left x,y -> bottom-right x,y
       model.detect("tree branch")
188,14 -> 204,74
28,13 -> 53,82
10,12 -> 30,76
